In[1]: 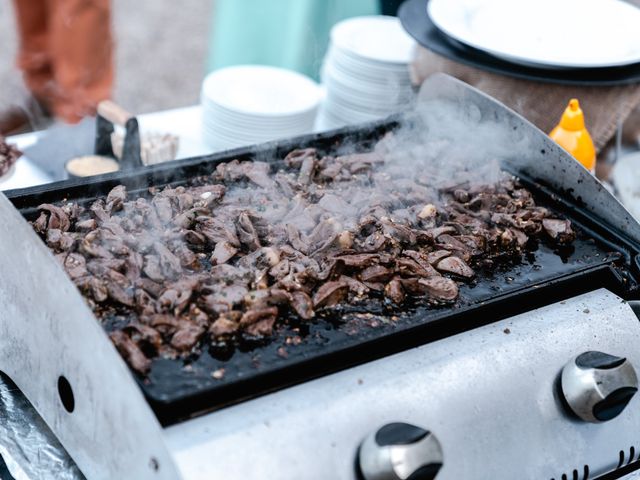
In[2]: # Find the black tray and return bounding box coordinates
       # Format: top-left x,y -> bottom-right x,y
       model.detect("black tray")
399,0 -> 640,86
6,117 -> 639,425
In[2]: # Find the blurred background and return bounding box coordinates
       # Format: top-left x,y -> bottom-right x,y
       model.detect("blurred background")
0,0 -> 211,115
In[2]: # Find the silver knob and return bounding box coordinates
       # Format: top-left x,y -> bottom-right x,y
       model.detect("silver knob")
357,423 -> 443,480
560,351 -> 638,423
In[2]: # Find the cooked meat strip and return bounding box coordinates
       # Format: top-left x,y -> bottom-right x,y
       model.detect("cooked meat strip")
240,307 -> 279,336
542,219 -> 576,244
313,280 -> 350,308
171,321 -> 205,352
384,279 -> 405,304
434,256 -> 475,279
38,204 -> 71,232
110,331 -> 151,374
209,316 -> 239,336
360,265 -> 394,283
211,241 -> 238,265
426,250 -> 451,265
290,291 -> 315,320
419,276 -> 459,302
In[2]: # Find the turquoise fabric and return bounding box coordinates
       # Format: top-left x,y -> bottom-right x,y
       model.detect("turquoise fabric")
207,0 -> 380,80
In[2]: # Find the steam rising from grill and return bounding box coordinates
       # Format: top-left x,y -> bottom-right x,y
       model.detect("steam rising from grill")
30,115 -> 575,375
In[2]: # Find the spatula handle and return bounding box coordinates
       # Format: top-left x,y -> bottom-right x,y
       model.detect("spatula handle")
97,100 -> 133,127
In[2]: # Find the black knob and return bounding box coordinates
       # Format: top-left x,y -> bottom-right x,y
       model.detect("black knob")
592,386 -> 638,422
357,422 -> 443,480
575,351 -> 626,370
561,351 -> 638,423
375,423 -> 429,446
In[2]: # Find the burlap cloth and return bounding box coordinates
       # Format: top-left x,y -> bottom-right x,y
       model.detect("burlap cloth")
410,46 -> 640,152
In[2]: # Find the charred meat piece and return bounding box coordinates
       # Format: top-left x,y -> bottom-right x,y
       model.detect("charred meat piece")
434,256 -> 475,279
37,204 -> 71,232
542,219 -> 575,244
110,331 -> 151,374
419,276 -> 459,302
360,265 -> 393,283
313,280 -> 350,308
106,185 -> 127,212
290,291 -> 315,320
298,154 -> 317,185
211,241 -> 238,265
236,212 -> 262,250
384,279 -> 405,304
209,316 -> 240,336
240,307 -> 279,336
171,321 -> 205,352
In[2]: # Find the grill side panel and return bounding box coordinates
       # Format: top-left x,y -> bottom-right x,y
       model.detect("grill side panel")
0,193 -> 180,479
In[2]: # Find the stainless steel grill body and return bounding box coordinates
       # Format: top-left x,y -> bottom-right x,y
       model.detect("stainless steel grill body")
1,74 -> 640,479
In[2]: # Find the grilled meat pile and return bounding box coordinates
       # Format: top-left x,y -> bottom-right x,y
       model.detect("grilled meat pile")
0,135 -> 21,177
31,141 -> 575,375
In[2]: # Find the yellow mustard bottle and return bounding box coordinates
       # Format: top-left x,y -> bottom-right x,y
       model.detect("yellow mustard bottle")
549,99 -> 596,173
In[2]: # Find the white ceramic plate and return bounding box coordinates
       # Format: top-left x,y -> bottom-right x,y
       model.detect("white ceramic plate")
202,65 -> 322,117
202,112 -> 314,136
323,96 -> 386,122
201,95 -> 319,124
324,55 -> 412,87
330,16 -> 416,65
323,75 -> 413,111
202,122 -> 312,142
322,63 -> 413,96
328,45 -> 412,74
428,0 -> 640,69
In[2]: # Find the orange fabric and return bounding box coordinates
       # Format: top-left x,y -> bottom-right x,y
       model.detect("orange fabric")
12,0 -> 113,123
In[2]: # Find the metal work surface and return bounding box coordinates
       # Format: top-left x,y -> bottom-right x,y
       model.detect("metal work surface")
0,193 -> 179,479
164,289 -> 640,480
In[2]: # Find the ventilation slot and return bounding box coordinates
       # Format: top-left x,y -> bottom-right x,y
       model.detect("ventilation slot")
551,445 -> 640,480
616,446 -> 640,470
550,464 -> 590,480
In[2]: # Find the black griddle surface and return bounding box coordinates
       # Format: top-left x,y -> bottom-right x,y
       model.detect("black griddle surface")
142,234 -> 616,394
7,119 -> 632,425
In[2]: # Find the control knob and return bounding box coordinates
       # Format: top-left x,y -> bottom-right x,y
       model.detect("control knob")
560,351 -> 638,423
356,422 -> 443,480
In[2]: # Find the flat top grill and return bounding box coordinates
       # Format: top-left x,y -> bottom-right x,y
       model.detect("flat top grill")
6,118 -> 635,425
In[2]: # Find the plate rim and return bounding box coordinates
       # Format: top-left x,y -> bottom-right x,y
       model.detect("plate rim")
427,0 -> 640,69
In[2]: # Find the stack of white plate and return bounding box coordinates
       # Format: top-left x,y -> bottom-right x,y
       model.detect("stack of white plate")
201,65 -> 322,151
319,16 -> 417,129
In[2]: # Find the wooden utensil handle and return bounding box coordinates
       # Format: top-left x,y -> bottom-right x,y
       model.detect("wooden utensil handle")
97,100 -> 133,126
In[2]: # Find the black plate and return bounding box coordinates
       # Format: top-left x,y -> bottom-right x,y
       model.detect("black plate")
6,117 -> 638,425
399,0 -> 640,86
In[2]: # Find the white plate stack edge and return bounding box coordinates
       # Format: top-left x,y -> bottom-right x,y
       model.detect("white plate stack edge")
319,16 -> 418,130
201,65 -> 322,151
